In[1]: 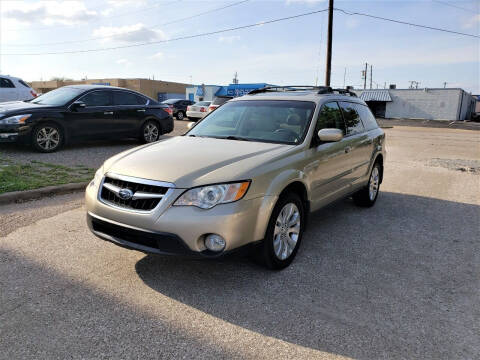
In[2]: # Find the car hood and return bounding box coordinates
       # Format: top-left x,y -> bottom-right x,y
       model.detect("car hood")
0,101 -> 55,117
105,136 -> 293,188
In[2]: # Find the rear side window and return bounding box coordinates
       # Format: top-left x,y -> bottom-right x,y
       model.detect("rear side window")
81,91 -> 111,106
315,102 -> 346,134
113,91 -> 142,105
211,97 -> 230,106
339,102 -> 365,135
18,79 -> 31,88
354,103 -> 378,131
0,78 -> 15,88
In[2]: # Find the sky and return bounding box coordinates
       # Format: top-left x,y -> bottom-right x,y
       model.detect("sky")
0,0 -> 479,93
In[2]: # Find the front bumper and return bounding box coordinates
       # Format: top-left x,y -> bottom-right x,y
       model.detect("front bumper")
0,124 -> 32,143
85,179 -> 276,256
0,132 -> 19,142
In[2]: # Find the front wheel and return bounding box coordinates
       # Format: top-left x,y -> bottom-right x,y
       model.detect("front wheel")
259,193 -> 305,270
140,121 -> 161,143
353,162 -> 381,207
32,123 -> 63,152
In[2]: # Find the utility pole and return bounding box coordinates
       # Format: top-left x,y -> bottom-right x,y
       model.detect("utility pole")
443,82 -> 447,88
370,64 -> 373,89
363,62 -> 368,89
343,67 -> 346,88
325,0 -> 334,86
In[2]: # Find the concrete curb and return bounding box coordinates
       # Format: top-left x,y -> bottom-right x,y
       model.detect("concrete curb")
0,182 -> 89,205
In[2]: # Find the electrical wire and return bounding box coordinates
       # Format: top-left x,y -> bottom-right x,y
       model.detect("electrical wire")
1,9 -> 329,56
4,0 -> 250,47
335,7 -> 479,38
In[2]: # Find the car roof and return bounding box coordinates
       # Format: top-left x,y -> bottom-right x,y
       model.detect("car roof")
63,84 -> 135,91
231,90 -> 366,105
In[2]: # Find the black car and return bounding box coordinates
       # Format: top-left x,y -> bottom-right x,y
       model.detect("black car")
0,85 -> 173,152
161,98 -> 194,120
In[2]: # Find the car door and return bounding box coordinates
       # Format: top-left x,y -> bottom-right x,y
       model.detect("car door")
306,101 -> 352,207
0,77 -> 18,102
338,101 -> 372,184
112,91 -> 147,135
66,90 -> 115,138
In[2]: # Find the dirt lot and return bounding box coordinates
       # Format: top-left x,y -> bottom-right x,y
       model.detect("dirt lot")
0,125 -> 479,359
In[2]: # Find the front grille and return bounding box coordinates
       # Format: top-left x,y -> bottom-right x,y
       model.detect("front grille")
100,175 -> 169,211
91,217 -> 192,255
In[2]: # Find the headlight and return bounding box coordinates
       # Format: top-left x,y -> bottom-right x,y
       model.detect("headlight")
90,166 -> 104,187
0,114 -> 32,125
174,181 -> 250,209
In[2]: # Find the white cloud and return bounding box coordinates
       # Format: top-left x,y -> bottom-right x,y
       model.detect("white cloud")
462,14 -> 480,29
3,1 -> 98,26
106,0 -> 147,8
92,23 -> 167,43
149,52 -> 164,60
218,35 -> 241,44
116,58 -> 131,66
286,0 -> 325,4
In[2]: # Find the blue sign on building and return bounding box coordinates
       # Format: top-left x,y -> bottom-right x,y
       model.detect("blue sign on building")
91,82 -> 111,86
215,83 -> 271,98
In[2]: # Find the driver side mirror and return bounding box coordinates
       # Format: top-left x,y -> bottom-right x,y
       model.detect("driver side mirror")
71,101 -> 86,111
318,128 -> 343,142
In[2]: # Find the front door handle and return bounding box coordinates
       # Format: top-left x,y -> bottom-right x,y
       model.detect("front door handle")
104,111 -> 113,115
345,146 -> 352,153
137,109 -> 146,112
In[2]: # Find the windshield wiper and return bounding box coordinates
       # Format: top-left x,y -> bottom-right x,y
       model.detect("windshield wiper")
220,135 -> 251,141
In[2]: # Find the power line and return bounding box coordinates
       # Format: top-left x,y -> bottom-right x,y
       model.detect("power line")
335,7 -> 479,38
4,0 -> 250,47
3,0 -> 182,32
432,0 -> 478,13
2,9 -> 330,56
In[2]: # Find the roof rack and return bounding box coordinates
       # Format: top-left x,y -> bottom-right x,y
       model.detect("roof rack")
247,86 -> 357,97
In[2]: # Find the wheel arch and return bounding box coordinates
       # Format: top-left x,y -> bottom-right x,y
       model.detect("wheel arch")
32,118 -> 67,143
373,153 -> 384,184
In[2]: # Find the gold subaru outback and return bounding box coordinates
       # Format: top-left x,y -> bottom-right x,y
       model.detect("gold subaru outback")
86,86 -> 385,269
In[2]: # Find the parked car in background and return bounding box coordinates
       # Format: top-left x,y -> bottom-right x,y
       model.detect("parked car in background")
86,86 -> 385,270
161,99 -> 195,120
0,85 -> 173,152
208,95 -> 232,113
0,75 -> 37,102
186,101 -> 211,121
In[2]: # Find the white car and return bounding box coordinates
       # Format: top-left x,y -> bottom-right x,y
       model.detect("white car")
0,75 -> 37,103
186,101 -> 211,121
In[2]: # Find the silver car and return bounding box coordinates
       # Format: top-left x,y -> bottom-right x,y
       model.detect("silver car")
86,86 -> 385,269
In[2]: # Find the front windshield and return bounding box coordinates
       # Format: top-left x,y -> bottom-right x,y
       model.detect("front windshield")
31,87 -> 84,106
187,100 -> 316,144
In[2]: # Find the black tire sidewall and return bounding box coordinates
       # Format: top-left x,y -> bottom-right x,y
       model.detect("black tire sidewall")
32,122 -> 63,152
262,193 -> 305,270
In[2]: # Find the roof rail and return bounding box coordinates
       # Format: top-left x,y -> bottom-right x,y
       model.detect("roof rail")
247,85 -> 357,97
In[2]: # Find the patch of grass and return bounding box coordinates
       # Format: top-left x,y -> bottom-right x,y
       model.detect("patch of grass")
0,157 -> 95,194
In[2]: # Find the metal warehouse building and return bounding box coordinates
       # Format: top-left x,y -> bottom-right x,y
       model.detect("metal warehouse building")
355,88 -> 475,121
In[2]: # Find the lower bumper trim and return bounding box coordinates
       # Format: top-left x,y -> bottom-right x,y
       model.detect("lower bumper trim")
0,132 -> 18,142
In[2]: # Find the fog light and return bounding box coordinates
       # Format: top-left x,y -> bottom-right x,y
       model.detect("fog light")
204,234 -> 226,252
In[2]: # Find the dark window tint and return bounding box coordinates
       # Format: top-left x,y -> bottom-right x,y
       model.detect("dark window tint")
81,91 -> 111,106
135,94 -> 148,105
339,102 -> 365,135
18,79 -> 31,88
113,91 -> 141,105
354,103 -> 378,131
211,97 -> 231,106
315,102 -> 346,135
0,78 -> 15,88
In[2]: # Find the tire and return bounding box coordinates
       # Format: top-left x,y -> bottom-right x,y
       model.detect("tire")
353,162 -> 381,207
140,120 -> 161,143
32,122 -> 63,153
258,192 -> 305,270
176,111 -> 184,120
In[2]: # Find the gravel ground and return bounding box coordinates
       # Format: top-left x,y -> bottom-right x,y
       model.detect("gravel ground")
0,126 -> 479,359
0,119 -> 191,169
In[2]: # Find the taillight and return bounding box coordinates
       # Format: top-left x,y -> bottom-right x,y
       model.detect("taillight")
30,90 -> 38,97
187,106 -> 191,111
208,106 -> 216,112
200,107 -> 206,112
164,107 -> 173,115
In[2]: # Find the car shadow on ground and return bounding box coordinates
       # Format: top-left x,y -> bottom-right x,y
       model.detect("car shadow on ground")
135,192 -> 479,359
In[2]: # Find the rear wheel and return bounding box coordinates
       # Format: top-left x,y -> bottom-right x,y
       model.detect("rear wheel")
259,193 -> 304,270
176,111 -> 184,120
32,122 -> 63,152
140,121 -> 160,143
353,162 -> 381,207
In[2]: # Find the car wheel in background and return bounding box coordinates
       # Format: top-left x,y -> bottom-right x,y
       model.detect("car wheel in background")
259,192 -> 305,270
32,122 -> 63,153
176,111 -> 184,120
141,120 -> 161,143
353,162 -> 381,207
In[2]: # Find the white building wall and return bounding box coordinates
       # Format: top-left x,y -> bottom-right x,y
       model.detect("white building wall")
185,85 -> 220,102
385,89 -> 462,120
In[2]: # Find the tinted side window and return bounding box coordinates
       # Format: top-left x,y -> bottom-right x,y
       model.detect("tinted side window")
135,94 -> 147,105
18,80 -> 31,88
315,102 -> 346,134
339,102 -> 365,135
113,91 -> 140,105
355,104 -> 378,131
0,78 -> 15,88
81,91 -> 111,106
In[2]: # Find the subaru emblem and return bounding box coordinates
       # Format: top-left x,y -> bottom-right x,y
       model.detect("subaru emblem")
118,188 -> 133,200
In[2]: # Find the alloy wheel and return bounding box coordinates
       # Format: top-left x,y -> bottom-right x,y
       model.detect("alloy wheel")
36,127 -> 60,151
369,166 -> 380,201
273,203 -> 301,260
143,123 -> 159,143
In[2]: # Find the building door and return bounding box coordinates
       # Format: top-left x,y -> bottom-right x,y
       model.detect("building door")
188,93 -> 194,101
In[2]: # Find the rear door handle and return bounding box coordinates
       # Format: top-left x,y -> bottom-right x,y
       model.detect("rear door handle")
104,111 -> 113,115
137,109 -> 146,112
345,146 -> 352,153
